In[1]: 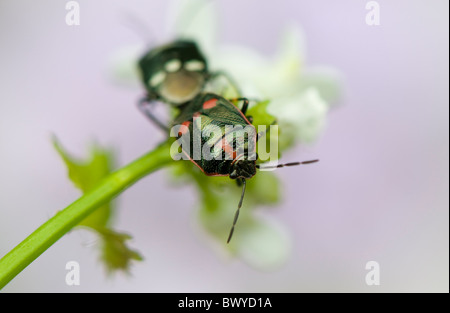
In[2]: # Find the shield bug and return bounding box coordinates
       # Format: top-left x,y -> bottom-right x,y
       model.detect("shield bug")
138,40 -> 239,131
171,92 -> 319,243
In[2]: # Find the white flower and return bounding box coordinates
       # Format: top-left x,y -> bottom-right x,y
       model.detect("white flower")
205,26 -> 341,144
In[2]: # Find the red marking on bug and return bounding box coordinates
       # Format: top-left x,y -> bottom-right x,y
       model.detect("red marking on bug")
220,137 -> 237,160
202,98 -> 218,110
178,121 -> 191,136
181,149 -> 229,177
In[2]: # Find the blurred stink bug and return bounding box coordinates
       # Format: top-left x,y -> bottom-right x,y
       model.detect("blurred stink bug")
140,40 -> 208,106
172,93 -> 319,243
138,40 -> 239,131
121,1 -> 238,131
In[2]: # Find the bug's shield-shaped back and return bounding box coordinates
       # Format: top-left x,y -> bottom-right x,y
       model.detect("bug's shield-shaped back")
170,94 -> 257,176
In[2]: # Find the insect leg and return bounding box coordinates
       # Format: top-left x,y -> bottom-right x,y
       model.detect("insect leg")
138,97 -> 170,132
228,97 -> 250,115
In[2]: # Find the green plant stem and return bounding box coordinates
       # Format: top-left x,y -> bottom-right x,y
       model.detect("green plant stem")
0,140 -> 173,289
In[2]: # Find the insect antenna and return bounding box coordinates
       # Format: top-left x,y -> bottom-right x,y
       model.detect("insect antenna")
173,0 -> 215,39
227,179 -> 246,244
256,159 -> 319,170
118,11 -> 157,48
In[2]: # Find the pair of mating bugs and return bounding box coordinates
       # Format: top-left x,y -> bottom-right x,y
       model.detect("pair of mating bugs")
137,40 -> 318,243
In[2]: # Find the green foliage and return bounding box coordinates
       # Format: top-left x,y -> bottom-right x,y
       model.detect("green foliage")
94,227 -> 144,274
246,100 -> 275,127
53,137 -> 143,273
246,100 -> 281,162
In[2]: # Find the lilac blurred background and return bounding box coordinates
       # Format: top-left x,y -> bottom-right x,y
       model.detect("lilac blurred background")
0,0 -> 448,292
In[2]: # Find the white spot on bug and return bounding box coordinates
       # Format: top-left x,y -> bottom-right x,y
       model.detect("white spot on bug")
184,60 -> 205,72
149,71 -> 166,87
165,59 -> 182,72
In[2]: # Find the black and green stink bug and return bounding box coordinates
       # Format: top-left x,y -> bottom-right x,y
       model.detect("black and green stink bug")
139,40 -> 208,106
171,92 -> 319,243
137,40 -> 239,131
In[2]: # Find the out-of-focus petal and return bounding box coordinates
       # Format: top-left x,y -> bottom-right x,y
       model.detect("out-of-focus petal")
211,45 -> 269,99
105,44 -> 144,88
300,66 -> 343,105
271,23 -> 306,90
235,217 -> 291,270
168,0 -> 219,57
268,87 -> 329,144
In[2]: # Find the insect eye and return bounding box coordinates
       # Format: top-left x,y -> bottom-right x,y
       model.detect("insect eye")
165,59 -> 182,72
184,60 -> 205,72
148,71 -> 166,87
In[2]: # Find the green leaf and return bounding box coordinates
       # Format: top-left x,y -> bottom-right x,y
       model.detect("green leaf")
246,171 -> 280,205
94,227 -> 143,274
53,138 -> 112,228
246,100 -> 282,162
0,140 -> 173,288
246,100 -> 276,127
52,137 -> 142,273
